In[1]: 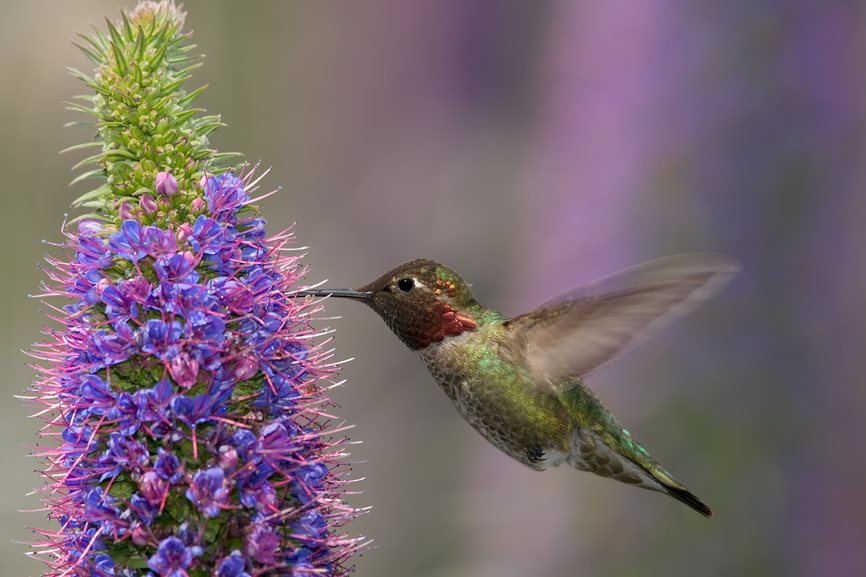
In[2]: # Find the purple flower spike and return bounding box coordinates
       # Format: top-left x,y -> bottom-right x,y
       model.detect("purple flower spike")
156,171 -> 179,196
30,4 -> 365,576
35,173 -> 366,577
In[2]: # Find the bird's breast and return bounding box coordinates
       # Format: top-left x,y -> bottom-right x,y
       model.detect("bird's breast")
418,331 -> 572,468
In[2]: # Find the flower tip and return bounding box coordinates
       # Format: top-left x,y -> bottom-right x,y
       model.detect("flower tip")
155,171 -> 179,196
130,0 -> 186,30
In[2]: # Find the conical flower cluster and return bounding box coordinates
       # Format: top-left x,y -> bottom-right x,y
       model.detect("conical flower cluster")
27,2 -> 364,576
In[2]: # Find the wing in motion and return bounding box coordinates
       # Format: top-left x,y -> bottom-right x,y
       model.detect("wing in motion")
504,253 -> 740,381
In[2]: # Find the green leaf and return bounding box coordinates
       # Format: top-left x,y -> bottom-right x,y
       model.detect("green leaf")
59,141 -> 102,155
174,107 -> 205,125
68,212 -> 111,225
203,517 -> 226,545
71,151 -> 106,171
128,558 -> 151,570
105,17 -> 124,52
63,101 -> 100,117
158,74 -> 192,97
134,25 -> 147,61
71,183 -> 112,208
75,32 -> 107,62
148,40 -> 169,71
107,476 -> 135,501
66,66 -> 97,87
121,10 -> 134,41
212,151 -> 243,163
178,84 -> 208,107
176,62 -> 205,76
103,148 -> 139,162
110,39 -> 128,77
72,41 -> 103,65
192,117 -> 224,138
69,168 -> 105,187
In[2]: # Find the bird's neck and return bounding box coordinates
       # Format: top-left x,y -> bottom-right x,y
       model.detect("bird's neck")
409,303 -> 502,352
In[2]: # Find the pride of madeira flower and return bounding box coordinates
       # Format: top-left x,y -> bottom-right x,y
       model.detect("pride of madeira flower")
27,2 -> 365,576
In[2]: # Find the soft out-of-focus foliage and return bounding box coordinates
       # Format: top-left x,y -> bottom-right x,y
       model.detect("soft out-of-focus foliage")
5,2 -> 864,577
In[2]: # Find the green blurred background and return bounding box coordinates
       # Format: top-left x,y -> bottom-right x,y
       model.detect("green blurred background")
3,1 -> 865,576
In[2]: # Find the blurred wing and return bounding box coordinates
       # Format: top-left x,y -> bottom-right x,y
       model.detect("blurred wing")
504,254 -> 740,381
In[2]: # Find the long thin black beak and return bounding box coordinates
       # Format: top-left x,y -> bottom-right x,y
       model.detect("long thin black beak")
297,288 -> 372,300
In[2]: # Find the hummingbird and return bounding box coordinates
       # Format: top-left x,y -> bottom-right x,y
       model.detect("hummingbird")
299,254 -> 739,517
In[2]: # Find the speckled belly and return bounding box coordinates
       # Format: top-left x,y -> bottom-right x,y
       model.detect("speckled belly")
419,351 -> 570,470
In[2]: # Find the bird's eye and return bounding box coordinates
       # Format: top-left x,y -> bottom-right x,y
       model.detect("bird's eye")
397,278 -> 415,292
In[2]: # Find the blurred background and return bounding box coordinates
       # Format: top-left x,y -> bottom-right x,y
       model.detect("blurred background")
3,1 -> 865,576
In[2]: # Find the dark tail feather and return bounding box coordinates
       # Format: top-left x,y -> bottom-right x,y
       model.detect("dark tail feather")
665,485 -> 713,517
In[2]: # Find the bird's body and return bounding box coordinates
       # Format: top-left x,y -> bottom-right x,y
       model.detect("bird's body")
417,306 -> 704,509
300,255 -> 739,517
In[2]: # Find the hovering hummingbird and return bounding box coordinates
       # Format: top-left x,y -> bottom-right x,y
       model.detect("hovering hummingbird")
299,254 -> 739,516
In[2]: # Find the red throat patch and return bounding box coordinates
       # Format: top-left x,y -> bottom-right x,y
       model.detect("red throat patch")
418,302 -> 477,348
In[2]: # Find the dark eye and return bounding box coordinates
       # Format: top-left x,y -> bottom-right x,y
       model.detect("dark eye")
397,277 -> 415,292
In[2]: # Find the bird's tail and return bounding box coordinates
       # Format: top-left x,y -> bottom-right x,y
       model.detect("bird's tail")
559,381 -> 713,517
653,473 -> 713,517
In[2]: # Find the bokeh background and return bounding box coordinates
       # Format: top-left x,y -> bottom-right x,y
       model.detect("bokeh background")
3,1 -> 865,576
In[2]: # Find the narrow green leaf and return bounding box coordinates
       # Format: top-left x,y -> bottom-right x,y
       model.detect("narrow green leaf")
66,67 -> 96,86
71,152 -> 105,171
80,199 -> 108,209
158,74 -> 192,97
121,10 -> 134,41
134,25 -> 147,61
103,148 -> 138,162
178,84 -> 208,107
90,24 -> 110,52
212,152 -> 244,163
64,120 -> 97,129
76,32 -> 107,60
63,102 -> 100,118
151,21 -> 170,49
68,212 -> 111,226
60,141 -> 102,155
105,17 -> 124,52
193,120 -> 224,138
109,40 -> 128,77
67,67 -> 110,96
71,184 -> 112,208
166,53 -> 201,65
176,62 -> 204,76
72,42 -> 103,65
69,169 -> 105,187
173,108 -> 205,124
148,39 -> 169,71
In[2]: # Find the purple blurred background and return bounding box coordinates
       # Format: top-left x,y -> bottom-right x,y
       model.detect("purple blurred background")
3,1 -> 865,576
